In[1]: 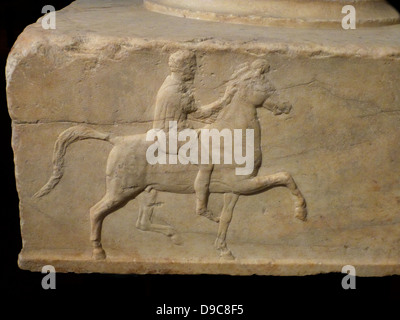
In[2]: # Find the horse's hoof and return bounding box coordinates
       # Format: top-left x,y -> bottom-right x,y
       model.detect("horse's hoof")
199,209 -> 220,223
295,206 -> 307,221
220,250 -> 235,261
170,234 -> 184,246
92,247 -> 107,260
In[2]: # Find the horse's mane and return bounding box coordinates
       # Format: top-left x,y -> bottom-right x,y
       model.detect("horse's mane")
225,59 -> 269,94
195,59 -> 269,124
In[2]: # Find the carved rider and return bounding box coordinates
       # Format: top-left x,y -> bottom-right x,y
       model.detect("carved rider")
152,50 -> 235,220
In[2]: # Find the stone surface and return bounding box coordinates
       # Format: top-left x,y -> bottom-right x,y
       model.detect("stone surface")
6,0 -> 400,276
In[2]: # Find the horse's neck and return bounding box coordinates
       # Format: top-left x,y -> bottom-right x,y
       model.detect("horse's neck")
216,94 -> 258,129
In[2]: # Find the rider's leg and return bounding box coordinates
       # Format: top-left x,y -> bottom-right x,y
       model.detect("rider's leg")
194,164 -> 215,219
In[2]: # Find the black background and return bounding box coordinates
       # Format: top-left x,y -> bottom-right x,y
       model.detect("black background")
1,0 -> 400,315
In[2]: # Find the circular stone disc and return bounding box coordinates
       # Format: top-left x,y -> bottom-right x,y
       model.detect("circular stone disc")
144,0 -> 400,28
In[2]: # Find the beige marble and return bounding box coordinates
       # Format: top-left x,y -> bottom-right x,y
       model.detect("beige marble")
145,0 -> 400,28
6,0 -> 400,276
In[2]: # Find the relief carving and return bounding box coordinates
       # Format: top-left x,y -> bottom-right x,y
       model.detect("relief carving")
34,51 -> 307,260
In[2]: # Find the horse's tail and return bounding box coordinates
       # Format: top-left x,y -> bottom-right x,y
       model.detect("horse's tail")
33,125 -> 113,199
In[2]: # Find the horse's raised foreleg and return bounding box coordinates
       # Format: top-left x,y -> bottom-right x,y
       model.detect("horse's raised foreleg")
236,172 -> 307,221
215,193 -> 239,260
136,187 -> 183,245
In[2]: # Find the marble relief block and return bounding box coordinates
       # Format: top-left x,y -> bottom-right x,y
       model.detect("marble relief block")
6,0 -> 400,276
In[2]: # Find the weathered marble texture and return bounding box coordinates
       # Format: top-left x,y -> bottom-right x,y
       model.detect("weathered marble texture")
6,0 -> 400,275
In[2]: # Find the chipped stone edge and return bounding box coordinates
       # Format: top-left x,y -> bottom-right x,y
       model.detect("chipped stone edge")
18,251 -> 400,276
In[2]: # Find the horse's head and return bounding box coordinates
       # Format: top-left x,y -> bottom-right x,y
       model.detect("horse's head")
245,59 -> 292,115
224,59 -> 292,115
229,59 -> 272,107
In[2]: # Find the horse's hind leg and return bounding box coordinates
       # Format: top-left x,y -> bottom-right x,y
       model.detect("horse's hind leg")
90,188 -> 142,260
215,193 -> 239,260
136,187 -> 183,245
90,194 -> 122,260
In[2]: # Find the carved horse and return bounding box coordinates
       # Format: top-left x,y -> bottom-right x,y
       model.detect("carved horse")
34,59 -> 307,260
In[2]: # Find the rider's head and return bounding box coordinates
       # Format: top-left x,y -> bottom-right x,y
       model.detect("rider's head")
169,50 -> 196,81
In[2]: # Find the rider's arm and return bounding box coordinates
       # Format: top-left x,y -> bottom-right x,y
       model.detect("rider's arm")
190,85 -> 237,120
190,99 -> 224,120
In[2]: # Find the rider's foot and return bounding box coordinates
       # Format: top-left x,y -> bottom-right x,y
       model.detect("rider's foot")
197,208 -> 220,223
